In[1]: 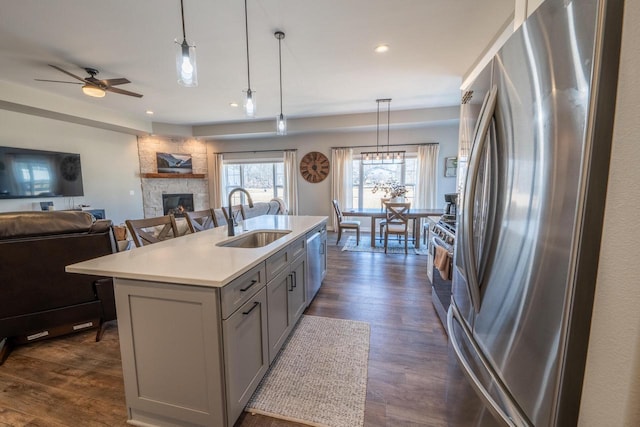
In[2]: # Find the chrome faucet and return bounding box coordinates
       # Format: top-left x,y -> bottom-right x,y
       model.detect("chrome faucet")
227,187 -> 254,236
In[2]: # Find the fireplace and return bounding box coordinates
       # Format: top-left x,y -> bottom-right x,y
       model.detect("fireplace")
162,193 -> 194,217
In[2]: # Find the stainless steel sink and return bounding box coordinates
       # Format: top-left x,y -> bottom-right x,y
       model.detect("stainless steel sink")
216,230 -> 291,248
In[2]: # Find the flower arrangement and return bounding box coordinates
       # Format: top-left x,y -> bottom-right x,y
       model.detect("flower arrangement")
371,178 -> 408,198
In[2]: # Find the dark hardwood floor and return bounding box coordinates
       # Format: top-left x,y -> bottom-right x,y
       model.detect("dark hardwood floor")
0,231 -> 482,427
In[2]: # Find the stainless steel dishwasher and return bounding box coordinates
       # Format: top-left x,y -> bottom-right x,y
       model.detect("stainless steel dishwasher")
306,223 -> 326,305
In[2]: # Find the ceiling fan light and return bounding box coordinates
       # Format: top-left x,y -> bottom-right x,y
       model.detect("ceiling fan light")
82,84 -> 106,98
176,39 -> 198,87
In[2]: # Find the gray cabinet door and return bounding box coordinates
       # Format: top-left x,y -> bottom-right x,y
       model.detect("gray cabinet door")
266,268 -> 291,363
289,255 -> 306,324
223,286 -> 268,427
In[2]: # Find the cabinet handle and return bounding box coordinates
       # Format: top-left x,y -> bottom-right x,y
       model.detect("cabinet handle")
288,273 -> 294,292
242,301 -> 260,315
240,279 -> 258,292
292,271 -> 297,288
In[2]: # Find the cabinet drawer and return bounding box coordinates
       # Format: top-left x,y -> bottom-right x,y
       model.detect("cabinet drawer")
266,247 -> 290,282
221,263 -> 266,319
289,236 -> 306,260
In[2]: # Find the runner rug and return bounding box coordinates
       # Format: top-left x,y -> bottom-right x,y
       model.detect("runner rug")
246,315 -> 370,427
341,235 -> 429,255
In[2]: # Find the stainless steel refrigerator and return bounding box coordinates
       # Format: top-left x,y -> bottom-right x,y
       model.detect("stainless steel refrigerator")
447,0 -> 624,425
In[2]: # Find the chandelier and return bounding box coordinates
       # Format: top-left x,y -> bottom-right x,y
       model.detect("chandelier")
361,98 -> 405,164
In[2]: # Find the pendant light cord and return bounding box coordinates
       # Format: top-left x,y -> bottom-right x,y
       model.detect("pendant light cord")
278,35 -> 283,115
387,100 -> 391,154
376,100 -> 380,150
180,0 -> 187,40
244,0 -> 251,89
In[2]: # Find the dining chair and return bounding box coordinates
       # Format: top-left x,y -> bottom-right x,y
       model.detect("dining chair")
331,199 -> 360,245
185,208 -> 219,233
382,202 -> 411,254
378,197 -> 391,243
125,214 -> 180,247
222,204 -> 246,225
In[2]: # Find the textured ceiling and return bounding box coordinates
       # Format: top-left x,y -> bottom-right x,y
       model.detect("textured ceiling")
0,0 -> 513,126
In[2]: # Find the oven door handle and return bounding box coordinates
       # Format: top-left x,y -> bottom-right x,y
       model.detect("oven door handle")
432,235 -> 453,255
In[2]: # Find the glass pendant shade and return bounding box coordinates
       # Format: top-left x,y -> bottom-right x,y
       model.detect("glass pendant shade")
244,89 -> 256,118
176,39 -> 198,87
276,113 -> 287,135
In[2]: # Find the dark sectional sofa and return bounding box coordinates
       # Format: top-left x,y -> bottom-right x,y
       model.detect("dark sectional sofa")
0,210 -> 118,363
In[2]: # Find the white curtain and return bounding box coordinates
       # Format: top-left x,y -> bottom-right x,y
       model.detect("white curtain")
283,150 -> 298,215
415,144 -> 439,209
207,153 -> 225,208
330,148 -> 353,230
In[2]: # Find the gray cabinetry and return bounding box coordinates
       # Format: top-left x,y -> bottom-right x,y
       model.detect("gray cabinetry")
113,226 -> 319,427
266,236 -> 307,363
289,254 -> 306,323
221,263 -> 267,319
222,286 -> 268,425
267,268 -> 292,363
114,279 -> 226,427
265,246 -> 290,281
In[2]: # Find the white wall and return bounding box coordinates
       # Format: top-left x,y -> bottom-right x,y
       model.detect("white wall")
207,122 -> 459,221
579,0 -> 640,424
0,109 -> 143,225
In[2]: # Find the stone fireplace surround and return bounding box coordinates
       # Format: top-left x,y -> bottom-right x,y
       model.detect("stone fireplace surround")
137,136 -> 209,218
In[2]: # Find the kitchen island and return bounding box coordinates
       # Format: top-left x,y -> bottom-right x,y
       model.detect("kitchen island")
67,215 -> 328,427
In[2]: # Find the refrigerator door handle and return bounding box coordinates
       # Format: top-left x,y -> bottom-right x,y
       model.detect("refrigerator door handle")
460,84 -> 497,313
447,304 -> 531,427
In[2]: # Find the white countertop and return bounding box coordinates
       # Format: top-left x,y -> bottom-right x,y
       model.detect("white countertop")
66,215 -> 327,288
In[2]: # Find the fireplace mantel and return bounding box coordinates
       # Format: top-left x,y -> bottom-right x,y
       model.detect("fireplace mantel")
141,173 -> 205,179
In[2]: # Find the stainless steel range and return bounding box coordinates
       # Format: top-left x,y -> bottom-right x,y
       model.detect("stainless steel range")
428,218 -> 455,332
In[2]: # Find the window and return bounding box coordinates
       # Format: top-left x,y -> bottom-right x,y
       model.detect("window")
223,161 -> 284,203
14,157 -> 53,196
352,156 -> 417,209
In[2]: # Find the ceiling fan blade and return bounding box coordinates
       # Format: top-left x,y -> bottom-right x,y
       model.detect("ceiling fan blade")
106,86 -> 143,98
34,79 -> 82,85
48,64 -> 87,83
102,78 -> 130,86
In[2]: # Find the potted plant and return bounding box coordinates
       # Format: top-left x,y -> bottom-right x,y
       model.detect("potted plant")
372,179 -> 408,202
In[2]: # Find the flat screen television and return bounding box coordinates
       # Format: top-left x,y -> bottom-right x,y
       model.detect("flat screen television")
0,146 -> 84,199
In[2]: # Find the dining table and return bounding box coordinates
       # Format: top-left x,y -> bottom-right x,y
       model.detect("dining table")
343,207 -> 444,248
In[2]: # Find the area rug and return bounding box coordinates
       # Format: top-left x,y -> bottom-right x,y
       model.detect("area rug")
246,315 -> 370,427
341,235 -> 429,255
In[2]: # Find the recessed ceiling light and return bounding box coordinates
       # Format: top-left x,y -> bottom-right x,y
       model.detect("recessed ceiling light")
230,102 -> 239,108
145,110 -> 154,115
374,44 -> 389,53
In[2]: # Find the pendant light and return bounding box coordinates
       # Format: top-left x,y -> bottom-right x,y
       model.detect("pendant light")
175,0 -> 197,87
243,0 -> 255,117
361,98 -> 405,164
275,31 -> 286,135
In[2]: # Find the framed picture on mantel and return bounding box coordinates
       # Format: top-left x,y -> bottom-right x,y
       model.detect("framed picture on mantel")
444,156 -> 457,177
156,152 -> 193,174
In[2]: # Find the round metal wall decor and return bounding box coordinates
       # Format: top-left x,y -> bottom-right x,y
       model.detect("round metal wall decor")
60,156 -> 81,181
299,151 -> 330,183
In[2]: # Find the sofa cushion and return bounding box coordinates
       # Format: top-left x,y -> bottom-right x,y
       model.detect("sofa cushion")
244,202 -> 273,219
0,211 -> 96,239
214,200 -> 282,225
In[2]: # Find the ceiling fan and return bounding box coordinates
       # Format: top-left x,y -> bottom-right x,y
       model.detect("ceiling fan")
35,64 -> 143,98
